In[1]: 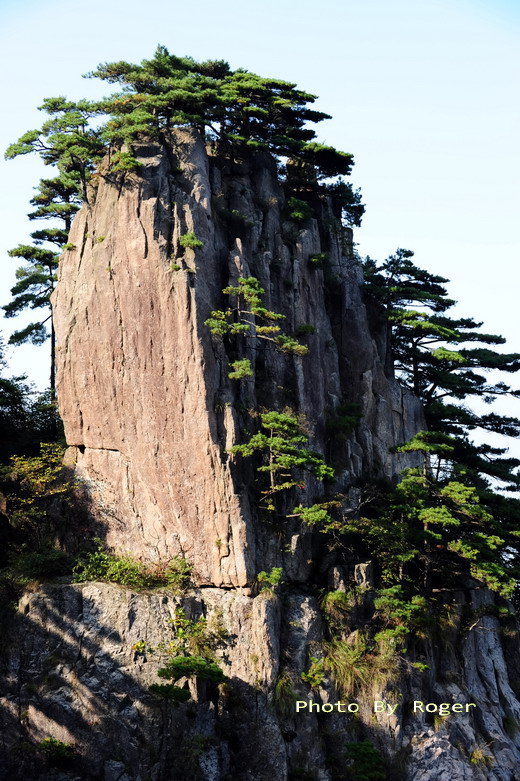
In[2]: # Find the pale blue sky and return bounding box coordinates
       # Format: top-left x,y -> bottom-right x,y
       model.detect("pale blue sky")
0,0 -> 518,440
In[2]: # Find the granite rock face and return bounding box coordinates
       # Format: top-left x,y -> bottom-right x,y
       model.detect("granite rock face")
1,130 -> 517,780
51,129 -> 423,587
1,582 -> 520,780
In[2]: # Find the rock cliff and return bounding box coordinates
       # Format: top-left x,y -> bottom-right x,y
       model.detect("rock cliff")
51,129 -> 423,587
1,130 -> 520,780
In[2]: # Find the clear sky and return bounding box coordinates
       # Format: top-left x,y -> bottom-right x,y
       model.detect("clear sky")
0,0 -> 519,444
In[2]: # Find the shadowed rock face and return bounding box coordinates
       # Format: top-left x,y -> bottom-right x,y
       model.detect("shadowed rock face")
2,582 -> 520,781
52,129 -> 423,587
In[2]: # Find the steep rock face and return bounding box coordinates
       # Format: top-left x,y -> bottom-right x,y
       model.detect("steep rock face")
52,129 -> 423,587
1,582 -> 520,780
30,130 -> 520,780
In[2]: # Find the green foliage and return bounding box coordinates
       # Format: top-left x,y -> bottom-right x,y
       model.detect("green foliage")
3,176 -> 81,397
157,655 -> 226,684
205,276 -> 308,357
345,741 -> 386,781
9,549 -> 73,579
324,633 -> 397,699
308,252 -> 328,268
469,745 -> 494,768
73,548 -> 192,592
301,656 -> 325,688
295,324 -> 315,336
332,425 -> 520,599
158,607 -> 225,658
6,443 -> 69,545
179,231 -> 204,250
38,737 -> 76,763
230,411 -> 333,508
163,556 -> 193,591
7,46 -> 362,210
362,248 -> 520,492
321,589 -> 357,627
256,566 -> 283,593
373,586 -> 429,648
273,671 -> 297,718
286,197 -> 312,221
326,402 -> 362,439
228,359 -> 253,380
148,683 -> 191,703
292,500 -> 341,531
147,606 -> 227,704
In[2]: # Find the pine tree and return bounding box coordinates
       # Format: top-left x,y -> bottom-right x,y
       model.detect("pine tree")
358,250 -> 520,599
362,248 -> 520,489
3,176 -> 81,398
7,46 -> 363,224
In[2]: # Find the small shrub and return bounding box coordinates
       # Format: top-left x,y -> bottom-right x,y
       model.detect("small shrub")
11,549 -> 73,579
148,683 -> 191,704
157,655 -> 226,684
286,197 -> 312,221
326,403 -> 362,439
273,671 -> 297,718
228,359 -> 253,380
170,262 -> 181,271
301,656 -> 325,688
95,236 -> 105,243
38,737 -> 76,764
163,556 -> 193,591
73,548 -> 191,592
469,745 -> 494,767
295,324 -> 315,337
179,232 -> 204,250
308,252 -> 328,268
321,589 -> 356,626
7,443 -> 69,545
63,243 -> 76,251
256,567 -> 283,594
345,741 -> 386,780
411,661 -> 430,673
228,209 -> 253,226
324,633 -> 397,699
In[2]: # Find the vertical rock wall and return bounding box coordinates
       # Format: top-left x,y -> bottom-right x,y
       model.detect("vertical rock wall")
1,129 -> 516,780
52,129 -> 423,587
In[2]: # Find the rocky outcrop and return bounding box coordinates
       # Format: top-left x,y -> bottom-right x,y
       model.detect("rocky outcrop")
0,129 -> 514,780
1,581 -> 520,780
52,129 -> 423,588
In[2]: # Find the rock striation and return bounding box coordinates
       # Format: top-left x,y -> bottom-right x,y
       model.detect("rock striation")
1,130 -> 519,780
51,129 -> 423,587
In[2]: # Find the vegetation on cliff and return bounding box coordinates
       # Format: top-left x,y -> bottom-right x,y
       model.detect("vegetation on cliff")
2,48 -> 520,779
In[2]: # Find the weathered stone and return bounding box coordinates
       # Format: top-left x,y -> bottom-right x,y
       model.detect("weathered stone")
0,128 -> 512,780
51,129 -> 423,589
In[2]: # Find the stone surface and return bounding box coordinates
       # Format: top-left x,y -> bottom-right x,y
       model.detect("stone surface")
1,129 -> 510,780
52,129 -> 423,588
2,581 -> 520,779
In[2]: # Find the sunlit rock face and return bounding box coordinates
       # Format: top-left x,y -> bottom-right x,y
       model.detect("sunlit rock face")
52,129 -> 423,587
11,130 -> 517,781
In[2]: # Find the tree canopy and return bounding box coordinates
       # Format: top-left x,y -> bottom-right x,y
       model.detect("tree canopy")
358,249 -> 520,597
5,45 -> 363,224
